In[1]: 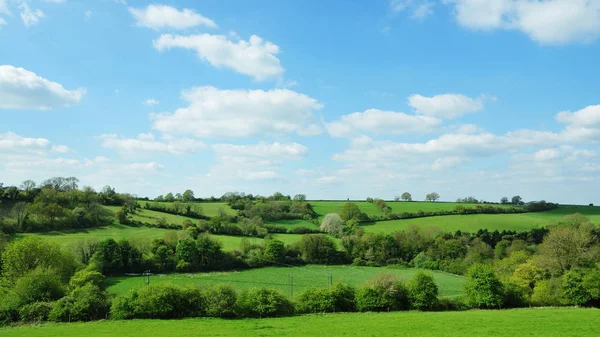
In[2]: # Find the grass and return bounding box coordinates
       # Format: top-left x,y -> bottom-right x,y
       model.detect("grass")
363,205 -> 600,234
2,308 -> 598,337
105,265 -> 463,298
14,224 -> 305,252
310,201 -> 517,218
265,219 -> 319,229
105,206 -> 200,226
135,201 -> 237,217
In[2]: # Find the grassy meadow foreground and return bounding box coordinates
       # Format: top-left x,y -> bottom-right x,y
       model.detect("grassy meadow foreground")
2,308 -> 598,337
105,265 -> 464,297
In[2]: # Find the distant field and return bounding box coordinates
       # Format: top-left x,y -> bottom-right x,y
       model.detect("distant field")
14,224 -> 304,252
105,206 -> 200,226
3,308 -> 598,337
363,205 -> 600,234
265,219 -> 319,229
135,201 -> 237,217
310,201 -> 517,218
105,265 -> 464,298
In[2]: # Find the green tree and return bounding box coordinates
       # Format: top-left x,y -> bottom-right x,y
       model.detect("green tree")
401,192 -> 412,201
355,274 -> 409,312
408,272 -> 439,310
563,268 -> 600,306
182,189 -> 195,202
511,196 -> 523,205
425,192 -> 440,202
293,194 -> 307,201
464,264 -> 504,308
339,203 -> 367,222
295,235 -> 338,264
236,288 -> 293,318
264,239 -> 286,264
164,193 -> 175,202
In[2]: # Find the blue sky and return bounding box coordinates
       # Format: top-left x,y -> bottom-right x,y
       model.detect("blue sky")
1,0 -> 600,204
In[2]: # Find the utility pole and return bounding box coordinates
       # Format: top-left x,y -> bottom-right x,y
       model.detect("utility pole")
145,270 -> 150,285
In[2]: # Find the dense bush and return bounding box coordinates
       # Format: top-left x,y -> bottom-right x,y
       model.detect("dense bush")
236,288 -> 293,318
408,272 -> 439,310
204,285 -> 238,318
355,274 -> 409,312
296,283 -> 356,313
18,302 -> 53,323
49,284 -> 110,322
464,264 -> 504,309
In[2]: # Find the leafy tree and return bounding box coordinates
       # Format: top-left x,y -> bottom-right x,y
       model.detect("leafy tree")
563,268 -> 600,306
408,272 -> 439,310
511,196 -> 523,205
204,285 -> 237,317
155,195 -> 165,202
175,193 -> 183,200
164,193 -> 175,202
49,284 -> 110,322
264,239 -> 286,264
339,203 -> 368,222
464,264 -> 504,308
320,213 -> 344,236
425,192 -> 440,202
20,180 -> 36,192
182,190 -> 195,202
69,269 -> 105,289
537,226 -> 593,274
1,237 -> 75,283
293,194 -> 307,201
10,202 -> 29,230
531,278 -> 565,306
236,288 -> 293,318
500,197 -> 509,204
12,268 -> 66,306
355,274 -> 409,312
92,239 -> 122,275
295,235 -> 338,264
401,192 -> 412,201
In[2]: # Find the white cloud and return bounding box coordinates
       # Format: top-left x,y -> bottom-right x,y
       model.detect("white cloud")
129,4 -> 216,30
0,132 -> 50,152
122,162 -> 164,171
316,176 -> 341,184
51,145 -> 70,153
99,134 -> 205,155
152,86 -> 322,137
390,0 -> 412,13
445,0 -> 600,44
295,169 -> 316,176
0,65 -> 85,109
212,142 -> 307,160
326,108 -> 440,137
19,3 -> 44,27
390,0 -> 434,19
0,0 -> 10,15
432,156 -> 465,170
153,34 -> 284,81
0,17 -> 6,26
143,98 -> 159,105
408,93 -> 487,119
556,105 -> 600,127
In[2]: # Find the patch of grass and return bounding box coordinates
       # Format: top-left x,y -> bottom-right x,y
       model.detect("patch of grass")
2,308 -> 598,337
363,205 -> 600,234
105,265 -> 463,298
135,201 -> 237,217
13,224 -> 304,252
265,219 -> 319,229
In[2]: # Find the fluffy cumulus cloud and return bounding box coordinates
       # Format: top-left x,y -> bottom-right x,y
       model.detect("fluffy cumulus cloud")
151,86 -> 322,137
99,133 -> 205,155
153,34 -> 284,81
444,0 -> 600,44
0,65 -> 85,110
326,108 -> 441,137
129,4 -> 217,30
408,93 -> 488,119
0,131 -> 50,152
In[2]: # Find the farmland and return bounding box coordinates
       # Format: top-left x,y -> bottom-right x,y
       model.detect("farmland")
136,201 -> 237,217
105,265 -> 464,298
2,308 -> 598,337
14,224 -> 305,251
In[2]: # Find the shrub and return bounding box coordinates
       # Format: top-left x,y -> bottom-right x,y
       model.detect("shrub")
132,284 -> 189,319
356,274 -> 409,312
408,272 -> 439,310
18,302 -> 53,323
296,288 -> 335,313
69,269 -> 105,289
531,278 -> 565,306
204,285 -> 237,317
236,288 -> 293,318
49,284 -> 110,322
13,268 -> 66,306
331,283 -> 356,312
464,264 -> 504,309
563,268 -> 600,306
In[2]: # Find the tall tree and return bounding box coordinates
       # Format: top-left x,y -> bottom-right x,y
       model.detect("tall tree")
182,189 -> 195,202
401,192 -> 412,201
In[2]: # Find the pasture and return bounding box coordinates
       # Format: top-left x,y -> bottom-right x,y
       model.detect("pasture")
14,224 -> 304,252
2,308 -> 597,337
362,205 -> 600,234
136,201 -> 237,217
105,265 -> 463,298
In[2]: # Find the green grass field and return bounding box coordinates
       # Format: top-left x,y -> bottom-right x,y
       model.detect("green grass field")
2,308 -> 598,337
363,205 -> 600,234
14,224 -> 304,252
136,201 -> 237,217
310,201 -> 517,218
105,265 -> 463,298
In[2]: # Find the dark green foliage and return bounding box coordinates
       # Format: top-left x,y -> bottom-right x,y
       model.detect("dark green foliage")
264,239 -> 286,264
408,272 -> 439,310
464,264 -> 504,309
236,288 -> 293,318
296,288 -> 335,313
204,285 -> 237,317
49,284 -> 110,322
18,302 -> 53,323
295,234 -> 339,264
356,274 -> 409,312
563,268 -> 600,306
340,203 -> 369,222
13,268 -> 66,306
